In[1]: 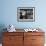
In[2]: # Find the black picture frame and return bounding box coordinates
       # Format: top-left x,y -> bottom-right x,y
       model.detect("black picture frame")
17,7 -> 35,22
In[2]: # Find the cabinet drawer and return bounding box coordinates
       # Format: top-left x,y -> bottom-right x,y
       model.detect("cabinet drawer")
32,36 -> 45,44
24,36 -> 32,41
3,36 -> 23,44
3,32 -> 23,36
3,43 -> 23,46
24,32 -> 44,36
32,44 -> 44,46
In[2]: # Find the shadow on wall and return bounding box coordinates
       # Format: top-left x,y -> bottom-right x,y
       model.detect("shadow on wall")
0,24 -> 7,43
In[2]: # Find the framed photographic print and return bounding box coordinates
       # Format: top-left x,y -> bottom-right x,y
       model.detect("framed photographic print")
17,7 -> 35,22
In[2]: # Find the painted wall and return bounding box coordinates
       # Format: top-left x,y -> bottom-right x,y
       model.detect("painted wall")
0,0 -> 46,31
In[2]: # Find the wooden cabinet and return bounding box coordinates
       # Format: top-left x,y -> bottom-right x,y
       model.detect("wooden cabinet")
2,32 -> 45,46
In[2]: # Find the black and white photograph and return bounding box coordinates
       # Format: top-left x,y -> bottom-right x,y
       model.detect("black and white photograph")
17,7 -> 35,22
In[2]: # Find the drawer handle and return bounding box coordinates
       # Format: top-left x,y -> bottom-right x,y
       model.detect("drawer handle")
32,39 -> 36,40
9,38 -> 13,40
9,38 -> 12,40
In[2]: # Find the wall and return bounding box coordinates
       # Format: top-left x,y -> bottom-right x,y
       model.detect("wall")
0,0 -> 46,30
